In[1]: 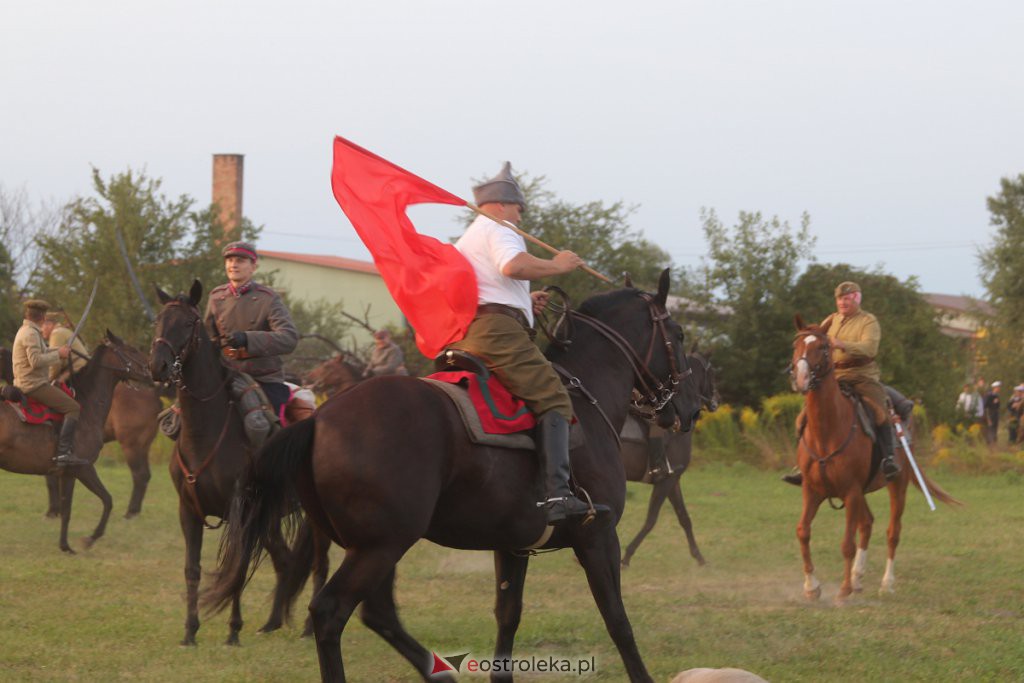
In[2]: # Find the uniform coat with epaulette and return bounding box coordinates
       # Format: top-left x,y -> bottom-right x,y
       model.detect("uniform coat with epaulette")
203,283 -> 298,383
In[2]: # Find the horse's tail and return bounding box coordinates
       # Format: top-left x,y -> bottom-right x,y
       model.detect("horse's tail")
201,418 -> 316,615
276,516 -> 318,612
910,465 -> 963,507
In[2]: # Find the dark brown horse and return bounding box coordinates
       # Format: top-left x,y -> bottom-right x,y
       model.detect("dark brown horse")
790,317 -> 960,602
149,281 -> 311,646
620,349 -> 719,568
204,271 -> 702,682
0,333 -> 151,552
45,381 -> 163,519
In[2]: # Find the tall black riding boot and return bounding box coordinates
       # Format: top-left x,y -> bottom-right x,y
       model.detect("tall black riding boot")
647,436 -> 670,483
54,415 -> 88,467
876,421 -> 901,481
536,412 -> 610,526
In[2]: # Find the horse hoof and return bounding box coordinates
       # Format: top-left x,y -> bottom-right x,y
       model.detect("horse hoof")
258,622 -> 281,634
879,584 -> 895,595
80,537 -> 96,551
44,511 -> 59,519
834,593 -> 851,606
804,586 -> 821,601
620,560 -> 630,569
61,546 -> 76,555
225,635 -> 240,646
124,511 -> 139,520
180,638 -> 196,647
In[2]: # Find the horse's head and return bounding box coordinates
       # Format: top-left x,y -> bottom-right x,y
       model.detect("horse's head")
150,280 -> 204,383
688,344 -> 720,414
95,329 -> 153,385
791,314 -> 833,394
578,269 -> 702,432
306,354 -> 364,396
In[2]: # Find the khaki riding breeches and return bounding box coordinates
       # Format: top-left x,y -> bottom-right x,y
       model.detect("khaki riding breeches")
448,313 -> 573,421
27,384 -> 81,419
840,376 -> 889,425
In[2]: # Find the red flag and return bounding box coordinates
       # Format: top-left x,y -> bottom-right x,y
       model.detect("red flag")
330,136 -> 477,358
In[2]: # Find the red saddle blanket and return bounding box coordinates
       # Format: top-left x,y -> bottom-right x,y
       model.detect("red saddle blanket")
426,371 -> 536,434
5,383 -> 74,425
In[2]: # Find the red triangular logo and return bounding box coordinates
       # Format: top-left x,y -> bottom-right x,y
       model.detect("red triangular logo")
430,652 -> 456,675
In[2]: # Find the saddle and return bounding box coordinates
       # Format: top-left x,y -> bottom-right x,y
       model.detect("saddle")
426,350 -> 583,451
3,383 -> 73,425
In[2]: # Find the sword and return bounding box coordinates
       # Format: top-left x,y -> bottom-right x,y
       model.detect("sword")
66,279 -> 99,351
893,415 -> 936,511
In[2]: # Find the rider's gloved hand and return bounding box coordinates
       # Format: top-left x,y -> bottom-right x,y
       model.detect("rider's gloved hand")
228,331 -> 247,348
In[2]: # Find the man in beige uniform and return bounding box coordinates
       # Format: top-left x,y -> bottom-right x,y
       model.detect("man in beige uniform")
11,300 -> 88,467
42,312 -> 88,383
785,281 -> 901,485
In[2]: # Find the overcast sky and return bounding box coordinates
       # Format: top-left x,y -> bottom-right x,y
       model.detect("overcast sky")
4,1 -> 1021,298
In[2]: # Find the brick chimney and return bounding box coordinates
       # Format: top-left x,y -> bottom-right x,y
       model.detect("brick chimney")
212,154 -> 244,236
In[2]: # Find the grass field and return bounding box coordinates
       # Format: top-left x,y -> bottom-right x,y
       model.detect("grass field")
1,451 -> 1021,682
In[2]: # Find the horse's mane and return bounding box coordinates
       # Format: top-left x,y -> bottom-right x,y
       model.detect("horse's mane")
577,287 -> 645,317
0,347 -> 12,384
794,324 -> 829,341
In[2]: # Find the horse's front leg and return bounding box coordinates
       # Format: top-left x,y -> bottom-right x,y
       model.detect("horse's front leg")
621,479 -> 672,568
666,477 -> 705,566
837,492 -> 867,603
491,550 -> 529,682
797,485 -> 824,600
178,498 -> 204,646
573,530 -> 653,683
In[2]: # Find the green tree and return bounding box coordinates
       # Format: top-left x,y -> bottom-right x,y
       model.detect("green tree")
460,174 -> 672,306
31,168 -> 259,347
791,263 -> 963,423
685,209 -> 815,406
978,173 -> 1024,386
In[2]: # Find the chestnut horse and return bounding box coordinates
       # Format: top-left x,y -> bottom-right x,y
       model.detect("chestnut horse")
203,271 -> 702,682
304,353 -> 366,397
0,333 -> 151,552
149,281 -> 312,646
620,349 -> 719,567
790,317 -> 959,602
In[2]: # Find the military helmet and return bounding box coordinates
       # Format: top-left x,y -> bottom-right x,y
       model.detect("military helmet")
472,162 -> 526,207
222,241 -> 258,261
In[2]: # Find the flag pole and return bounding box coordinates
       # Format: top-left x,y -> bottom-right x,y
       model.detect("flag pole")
467,202 -> 613,284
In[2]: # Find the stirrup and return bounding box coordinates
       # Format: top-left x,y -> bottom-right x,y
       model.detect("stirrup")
537,495 -> 608,527
53,454 -> 89,467
647,466 -> 669,483
882,456 -> 901,481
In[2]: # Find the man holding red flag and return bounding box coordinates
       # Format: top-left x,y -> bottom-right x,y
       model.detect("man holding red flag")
447,163 -> 610,526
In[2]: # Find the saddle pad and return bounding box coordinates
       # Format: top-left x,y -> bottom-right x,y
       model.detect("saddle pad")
620,414 -> 647,444
426,371 -> 536,434
422,378 -> 536,450
5,383 -> 73,425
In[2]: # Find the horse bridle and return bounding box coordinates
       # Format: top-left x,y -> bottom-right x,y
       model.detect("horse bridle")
151,301 -> 228,401
790,331 -> 833,393
569,292 -> 692,413
690,353 -> 719,412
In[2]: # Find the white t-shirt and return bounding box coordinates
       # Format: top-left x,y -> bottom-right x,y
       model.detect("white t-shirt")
455,214 -> 534,326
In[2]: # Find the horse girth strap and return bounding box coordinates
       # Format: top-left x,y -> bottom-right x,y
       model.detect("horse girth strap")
173,401 -> 234,529
800,408 -> 858,469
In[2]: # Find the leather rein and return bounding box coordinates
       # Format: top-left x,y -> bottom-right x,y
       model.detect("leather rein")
554,292 -> 693,445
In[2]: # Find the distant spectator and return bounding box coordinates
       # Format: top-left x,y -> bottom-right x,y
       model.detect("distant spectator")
955,382 -> 983,431
363,329 -> 408,378
1008,385 -> 1024,444
983,381 -> 1002,445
